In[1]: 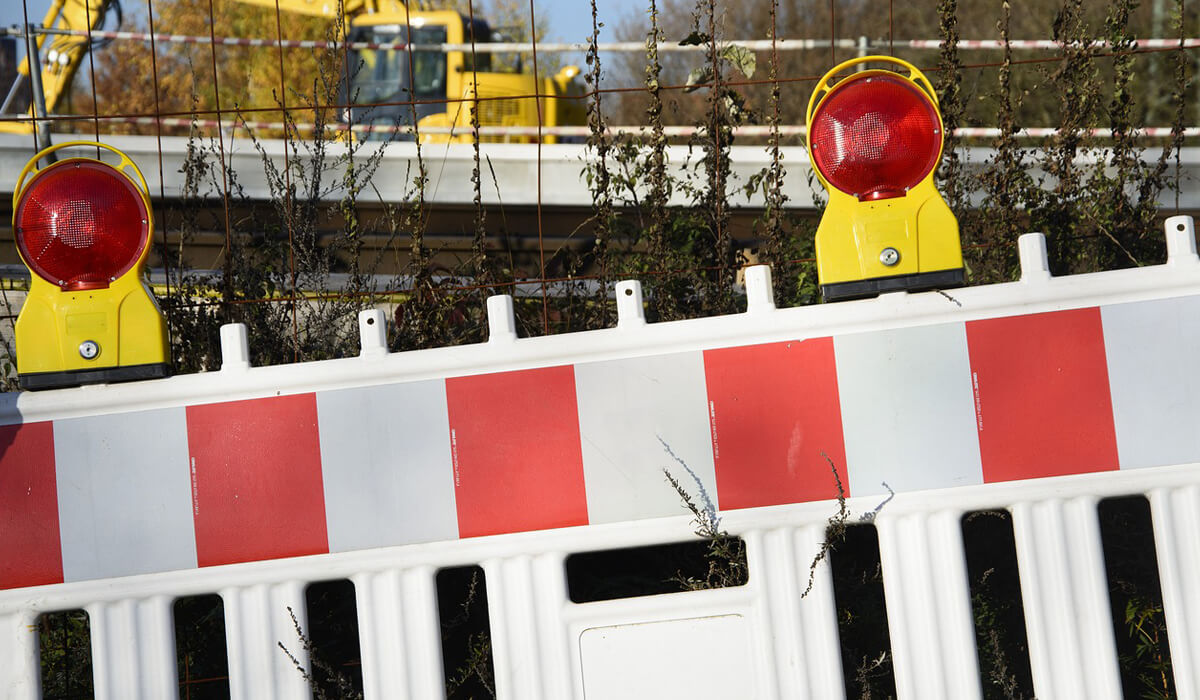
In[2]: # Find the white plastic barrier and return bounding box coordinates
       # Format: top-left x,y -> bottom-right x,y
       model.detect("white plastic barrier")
1,216 -> 1199,699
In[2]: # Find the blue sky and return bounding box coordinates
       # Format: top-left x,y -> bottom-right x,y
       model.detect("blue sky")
545,0 -> 646,43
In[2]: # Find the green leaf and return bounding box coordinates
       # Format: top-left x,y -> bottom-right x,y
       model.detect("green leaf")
684,66 -> 713,92
721,44 -> 757,79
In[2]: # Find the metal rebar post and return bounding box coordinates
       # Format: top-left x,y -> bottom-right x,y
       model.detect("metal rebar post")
23,23 -> 53,157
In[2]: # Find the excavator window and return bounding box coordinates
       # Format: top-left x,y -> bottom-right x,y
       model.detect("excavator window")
349,24 -> 448,106
461,18 -> 492,73
410,25 -> 448,98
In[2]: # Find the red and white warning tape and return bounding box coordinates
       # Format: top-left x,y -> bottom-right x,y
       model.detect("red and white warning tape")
19,115 -> 1200,141
4,25 -> 1199,53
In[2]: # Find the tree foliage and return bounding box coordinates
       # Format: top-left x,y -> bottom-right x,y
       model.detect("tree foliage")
605,0 -> 1198,133
72,0 -> 332,134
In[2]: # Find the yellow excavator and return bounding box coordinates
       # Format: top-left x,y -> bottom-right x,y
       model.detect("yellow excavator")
0,0 -> 117,137
232,0 -> 587,142
0,0 -> 586,143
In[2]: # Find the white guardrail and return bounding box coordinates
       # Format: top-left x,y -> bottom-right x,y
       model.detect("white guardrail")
1,133 -> 1198,210
2,215 -> 1200,699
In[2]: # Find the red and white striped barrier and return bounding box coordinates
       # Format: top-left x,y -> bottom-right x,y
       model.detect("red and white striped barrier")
2,220 -> 1200,591
2,219 -> 1200,700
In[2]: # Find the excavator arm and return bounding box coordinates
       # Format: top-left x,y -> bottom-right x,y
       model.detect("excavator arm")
0,0 -> 118,134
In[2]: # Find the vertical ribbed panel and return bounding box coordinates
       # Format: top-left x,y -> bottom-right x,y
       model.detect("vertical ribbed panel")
875,512 -> 981,700
88,597 -> 177,699
222,582 -> 311,700
353,570 -> 408,699
1150,486 -> 1200,700
485,554 -> 571,700
1011,499 -> 1121,700
352,568 -> 445,700
530,554 -> 574,699
0,611 -> 39,700
399,568 -> 446,699
486,555 -> 542,700
751,526 -> 846,700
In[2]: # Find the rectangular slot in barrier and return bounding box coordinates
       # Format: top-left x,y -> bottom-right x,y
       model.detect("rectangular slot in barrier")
174,594 -> 230,699
829,524 -> 897,700
437,565 -> 496,700
1098,495 -> 1176,700
39,609 -> 93,700
961,509 -> 1036,700
565,537 -> 749,603
303,579 -> 364,699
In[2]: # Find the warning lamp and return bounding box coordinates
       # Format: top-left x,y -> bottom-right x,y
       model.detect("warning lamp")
13,141 -> 170,390
806,56 -> 964,301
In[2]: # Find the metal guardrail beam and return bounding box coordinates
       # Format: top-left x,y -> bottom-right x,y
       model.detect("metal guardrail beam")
1,133 -> 1197,210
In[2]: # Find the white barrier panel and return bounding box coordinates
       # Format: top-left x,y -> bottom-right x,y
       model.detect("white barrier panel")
0,218 -> 1199,698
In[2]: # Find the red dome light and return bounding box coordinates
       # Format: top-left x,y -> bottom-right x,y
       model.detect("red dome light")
15,160 -> 149,291
810,73 -> 943,201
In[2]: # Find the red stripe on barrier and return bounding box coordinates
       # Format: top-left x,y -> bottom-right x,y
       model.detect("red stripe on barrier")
0,422 -> 62,590
188,394 -> 328,567
966,308 -> 1119,482
446,367 -> 588,537
704,338 -> 848,509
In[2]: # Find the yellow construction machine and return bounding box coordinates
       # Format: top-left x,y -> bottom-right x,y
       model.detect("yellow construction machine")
233,0 -> 587,143
0,0 -> 585,143
0,0 -> 118,137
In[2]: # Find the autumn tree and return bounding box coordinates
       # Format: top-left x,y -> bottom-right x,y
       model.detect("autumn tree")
68,0 -> 569,135
73,0 -> 343,136
603,0 -> 1194,133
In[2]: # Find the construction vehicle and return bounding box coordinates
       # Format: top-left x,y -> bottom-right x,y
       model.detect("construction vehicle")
232,0 -> 587,143
0,0 -> 119,140
0,0 -> 585,144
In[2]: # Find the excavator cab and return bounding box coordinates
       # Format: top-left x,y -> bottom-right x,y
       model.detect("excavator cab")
346,13 -> 491,139
342,10 -> 584,143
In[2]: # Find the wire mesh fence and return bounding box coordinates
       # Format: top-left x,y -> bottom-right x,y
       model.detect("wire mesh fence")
0,0 -> 1193,371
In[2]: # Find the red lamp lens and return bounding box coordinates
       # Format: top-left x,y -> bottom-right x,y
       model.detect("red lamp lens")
15,160 -> 149,290
810,73 -> 942,200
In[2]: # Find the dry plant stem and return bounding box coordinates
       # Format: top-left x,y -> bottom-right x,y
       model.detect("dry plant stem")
660,437 -> 747,591
204,0 -> 237,326
525,0 -> 549,334
1169,0 -> 1187,212
935,0 -> 964,210
271,0 -> 300,361
643,0 -> 672,321
802,452 -> 850,599
466,0 -> 491,289
400,2 -> 431,340
586,0 -> 612,325
759,0 -> 787,268
702,0 -> 733,315
994,2 -> 1022,244
144,0 -> 173,316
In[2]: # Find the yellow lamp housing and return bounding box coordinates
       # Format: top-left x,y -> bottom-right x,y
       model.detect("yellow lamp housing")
13,141 -> 170,390
806,56 -> 964,301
